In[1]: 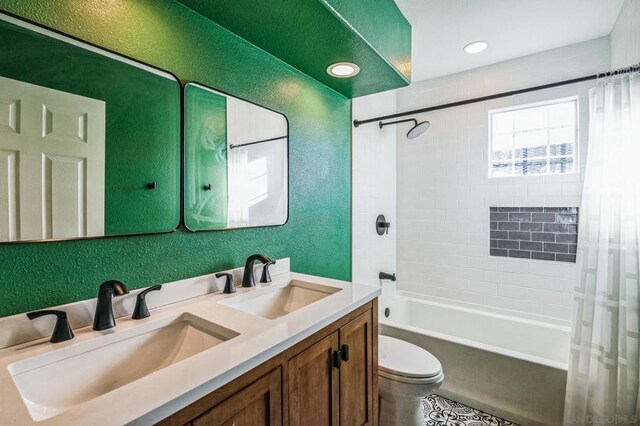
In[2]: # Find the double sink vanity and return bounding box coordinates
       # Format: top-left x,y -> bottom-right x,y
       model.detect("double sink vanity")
0,258 -> 380,425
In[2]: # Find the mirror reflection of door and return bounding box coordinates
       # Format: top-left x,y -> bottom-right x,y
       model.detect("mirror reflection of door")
0,76 -> 106,242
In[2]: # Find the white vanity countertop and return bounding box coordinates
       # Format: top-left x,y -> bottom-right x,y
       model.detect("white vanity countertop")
0,269 -> 380,425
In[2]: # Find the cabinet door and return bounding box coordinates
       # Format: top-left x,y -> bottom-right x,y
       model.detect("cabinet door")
339,311 -> 374,426
288,332 -> 340,426
193,368 -> 282,426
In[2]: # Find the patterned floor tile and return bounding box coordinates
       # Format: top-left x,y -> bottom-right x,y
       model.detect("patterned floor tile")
422,394 -> 519,426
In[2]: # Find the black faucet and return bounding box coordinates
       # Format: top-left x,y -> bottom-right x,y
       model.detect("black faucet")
242,254 -> 272,287
379,272 -> 397,281
93,280 -> 129,331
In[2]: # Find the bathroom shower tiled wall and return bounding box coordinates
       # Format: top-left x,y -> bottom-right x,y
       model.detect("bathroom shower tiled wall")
489,207 -> 578,262
396,37 -> 610,322
352,91 -> 397,288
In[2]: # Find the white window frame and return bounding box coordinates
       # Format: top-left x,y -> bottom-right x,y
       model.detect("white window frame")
488,97 -> 579,178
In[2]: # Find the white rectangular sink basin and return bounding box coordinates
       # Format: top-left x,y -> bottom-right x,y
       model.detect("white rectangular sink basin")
9,313 -> 238,422
221,280 -> 341,320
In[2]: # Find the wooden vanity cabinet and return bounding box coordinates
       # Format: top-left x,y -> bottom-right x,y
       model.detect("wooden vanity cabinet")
192,368 -> 282,426
158,299 -> 378,426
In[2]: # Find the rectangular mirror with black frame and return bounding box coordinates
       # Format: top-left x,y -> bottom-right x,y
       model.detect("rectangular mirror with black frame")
0,13 -> 181,243
183,82 -> 288,231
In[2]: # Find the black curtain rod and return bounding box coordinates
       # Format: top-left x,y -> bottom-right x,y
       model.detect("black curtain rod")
353,62 -> 640,127
230,135 -> 287,149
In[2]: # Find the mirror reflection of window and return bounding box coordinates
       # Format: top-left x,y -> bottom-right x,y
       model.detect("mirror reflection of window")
227,96 -> 287,228
184,83 -> 288,231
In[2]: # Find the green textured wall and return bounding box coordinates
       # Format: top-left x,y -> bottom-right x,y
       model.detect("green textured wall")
0,0 -> 351,317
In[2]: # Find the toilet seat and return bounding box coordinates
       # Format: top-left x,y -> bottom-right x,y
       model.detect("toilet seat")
379,335 -> 443,384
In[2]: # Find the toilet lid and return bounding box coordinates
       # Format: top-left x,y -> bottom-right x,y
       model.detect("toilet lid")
379,335 -> 442,379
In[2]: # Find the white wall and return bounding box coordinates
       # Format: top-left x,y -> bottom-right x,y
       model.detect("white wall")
395,38 -> 610,322
352,90 -> 397,294
610,0 -> 640,68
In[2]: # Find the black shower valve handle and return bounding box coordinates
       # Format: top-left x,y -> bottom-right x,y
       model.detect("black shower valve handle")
381,221 -> 391,234
132,284 -> 162,320
376,214 -> 391,235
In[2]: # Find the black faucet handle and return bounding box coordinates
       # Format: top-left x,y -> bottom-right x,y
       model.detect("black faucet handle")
26,310 -> 74,343
260,260 -> 276,283
132,285 -> 162,320
216,272 -> 236,294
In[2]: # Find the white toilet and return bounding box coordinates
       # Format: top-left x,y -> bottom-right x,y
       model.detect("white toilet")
378,335 -> 444,426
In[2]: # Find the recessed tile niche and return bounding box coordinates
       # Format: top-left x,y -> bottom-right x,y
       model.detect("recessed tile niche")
489,207 -> 579,262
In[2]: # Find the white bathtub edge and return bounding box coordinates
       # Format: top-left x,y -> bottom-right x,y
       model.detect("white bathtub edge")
379,294 -> 570,370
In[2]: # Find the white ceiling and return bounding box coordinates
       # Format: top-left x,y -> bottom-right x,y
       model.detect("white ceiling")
394,0 -> 624,82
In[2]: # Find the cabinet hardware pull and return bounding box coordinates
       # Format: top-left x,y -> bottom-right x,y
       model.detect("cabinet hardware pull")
147,181 -> 157,189
341,344 -> 350,362
333,350 -> 341,369
203,184 -> 212,191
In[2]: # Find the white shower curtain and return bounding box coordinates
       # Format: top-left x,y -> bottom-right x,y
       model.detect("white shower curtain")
227,146 -> 250,227
564,72 -> 640,424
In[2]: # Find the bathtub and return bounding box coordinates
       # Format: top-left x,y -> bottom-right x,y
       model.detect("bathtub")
379,292 -> 570,426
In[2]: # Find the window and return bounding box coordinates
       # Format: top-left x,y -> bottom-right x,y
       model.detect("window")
489,98 -> 578,177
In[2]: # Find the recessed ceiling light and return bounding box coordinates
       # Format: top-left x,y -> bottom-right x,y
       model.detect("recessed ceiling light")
327,62 -> 360,78
462,41 -> 488,54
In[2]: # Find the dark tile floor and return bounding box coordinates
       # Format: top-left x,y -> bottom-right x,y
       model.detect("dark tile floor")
423,394 -> 519,426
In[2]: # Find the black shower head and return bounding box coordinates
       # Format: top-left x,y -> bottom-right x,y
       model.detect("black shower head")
407,120 -> 430,139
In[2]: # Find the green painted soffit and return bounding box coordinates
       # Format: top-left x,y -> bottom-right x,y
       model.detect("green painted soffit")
176,0 -> 411,98
325,0 -> 412,80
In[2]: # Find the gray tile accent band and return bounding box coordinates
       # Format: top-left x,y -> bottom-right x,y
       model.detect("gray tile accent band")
489,207 -> 579,263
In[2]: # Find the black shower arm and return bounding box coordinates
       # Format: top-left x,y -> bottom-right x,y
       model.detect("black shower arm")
378,118 -> 417,129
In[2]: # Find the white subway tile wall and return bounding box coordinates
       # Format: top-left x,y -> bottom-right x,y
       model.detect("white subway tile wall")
396,37 -> 610,322
352,90 -> 397,289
